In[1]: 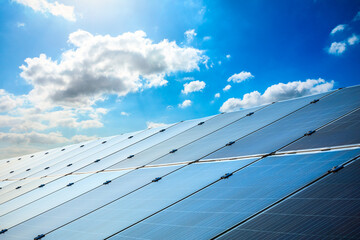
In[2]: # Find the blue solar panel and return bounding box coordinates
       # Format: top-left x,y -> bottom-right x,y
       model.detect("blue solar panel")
108,149 -> 360,240
33,159 -> 255,240
205,85 -> 360,160
217,156 -> 360,240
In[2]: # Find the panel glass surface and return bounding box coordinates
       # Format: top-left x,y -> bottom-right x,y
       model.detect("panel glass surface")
0,131 -> 143,201
219,157 -> 360,240
0,144 -> 80,181
35,159 -> 255,240
74,116 -> 212,173
3,165 -> 182,240
110,149 -> 360,240
205,86 -> 360,159
0,171 -> 129,229
2,137 -> 111,182
107,106 -> 264,170
149,92 -> 330,166
282,108 -> 360,151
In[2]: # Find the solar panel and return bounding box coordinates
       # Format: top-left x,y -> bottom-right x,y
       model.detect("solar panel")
109,149 -> 360,240
34,159 -> 255,240
148,91 -> 331,166
106,106 -> 261,170
1,85 -> 360,240
282,107 -> 360,151
217,156 -> 360,239
204,86 -> 360,160
0,171 -> 129,229
2,165 -> 183,240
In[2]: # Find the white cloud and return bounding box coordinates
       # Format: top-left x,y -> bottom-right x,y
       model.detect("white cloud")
203,36 -> 211,41
17,22 -> 25,28
0,89 -> 24,112
121,111 -> 130,116
182,80 -> 206,94
181,77 -> 195,81
330,24 -> 346,35
71,134 -> 97,143
13,0 -> 76,21
146,121 -> 167,129
223,84 -> 231,91
178,99 -> 192,108
185,29 -> 197,43
215,93 -> 220,98
0,131 -> 68,144
226,54 -> 231,59
220,78 -> 334,112
227,71 -> 254,83
328,42 -> 346,55
20,30 -> 205,109
348,34 -> 359,45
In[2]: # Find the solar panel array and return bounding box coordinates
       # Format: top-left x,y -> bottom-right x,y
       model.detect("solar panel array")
0,85 -> 359,240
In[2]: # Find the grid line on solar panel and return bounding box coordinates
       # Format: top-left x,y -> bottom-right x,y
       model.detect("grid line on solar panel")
0,117 -> 211,224
216,153 -> 360,240
203,85 -> 360,160
0,126 -> 168,204
104,149 -> 360,240
281,106 -> 360,152
108,91 -> 332,171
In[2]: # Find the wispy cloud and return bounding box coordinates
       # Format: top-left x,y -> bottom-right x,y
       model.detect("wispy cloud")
13,0 -> 76,21
17,22 -> 25,28
182,80 -> 206,94
220,78 -> 334,112
223,84 -> 231,91
348,34 -> 359,45
328,42 -> 346,55
185,29 -> 197,43
227,71 -> 254,83
146,122 -> 167,129
330,24 -> 346,35
178,99 -> 192,108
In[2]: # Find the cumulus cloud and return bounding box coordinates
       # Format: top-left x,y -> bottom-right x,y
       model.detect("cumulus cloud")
220,78 -> 334,112
0,89 -> 24,112
215,93 -> 220,98
328,42 -> 346,55
71,134 -> 97,143
178,99 -> 192,108
13,0 -> 76,21
223,84 -> 231,91
227,71 -> 254,83
348,34 -> 359,45
226,54 -> 231,59
182,80 -> 206,94
185,29 -> 197,43
330,24 -> 346,35
146,121 -> 167,129
0,131 -> 68,145
20,30 -> 205,108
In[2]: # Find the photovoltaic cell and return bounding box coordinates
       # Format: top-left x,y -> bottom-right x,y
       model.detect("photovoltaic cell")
205,85 -> 360,160
0,171 -> 129,229
282,108 -> 360,151
36,159 -> 255,240
106,106 -> 262,170
148,92 -> 330,166
2,165 -> 182,240
73,116 -> 211,173
110,149 -> 360,240
218,157 -> 360,240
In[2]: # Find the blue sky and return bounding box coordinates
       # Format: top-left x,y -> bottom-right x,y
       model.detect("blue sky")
0,0 -> 359,158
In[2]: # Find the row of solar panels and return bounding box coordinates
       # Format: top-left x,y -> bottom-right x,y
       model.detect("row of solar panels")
0,85 -> 359,239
